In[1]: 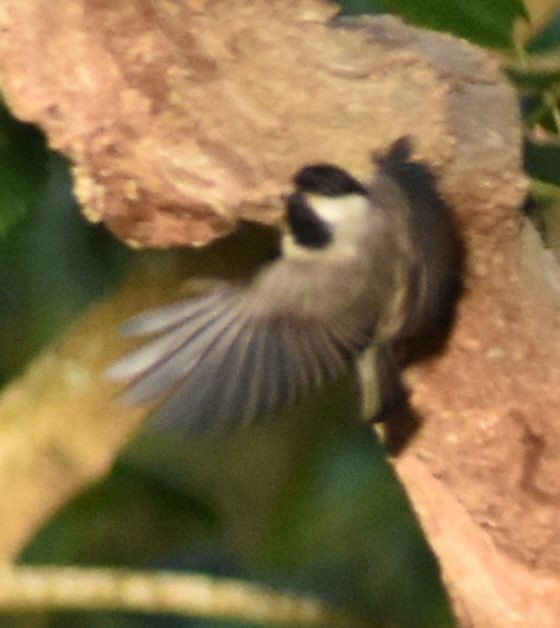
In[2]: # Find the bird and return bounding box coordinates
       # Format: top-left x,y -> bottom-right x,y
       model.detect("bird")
107,136 -> 461,433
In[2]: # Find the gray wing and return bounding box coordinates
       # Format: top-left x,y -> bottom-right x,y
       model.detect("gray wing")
107,285 -> 370,433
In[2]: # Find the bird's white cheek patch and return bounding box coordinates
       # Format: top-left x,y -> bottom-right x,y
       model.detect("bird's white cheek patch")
306,193 -> 372,225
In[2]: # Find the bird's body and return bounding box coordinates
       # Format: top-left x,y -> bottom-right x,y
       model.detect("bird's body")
107,137 -> 461,432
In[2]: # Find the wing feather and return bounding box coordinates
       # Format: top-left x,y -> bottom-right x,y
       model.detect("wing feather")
120,287 -> 229,337
108,282 -> 371,432
241,323 -> 267,426
205,320 -> 257,429
151,312 -> 249,432
123,303 -> 244,405
262,317 -> 313,420
106,296 -> 236,383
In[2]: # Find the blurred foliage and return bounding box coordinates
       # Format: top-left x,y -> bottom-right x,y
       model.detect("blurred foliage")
532,11 -> 560,52
21,458 -> 219,568
0,133 -> 126,385
0,104 -> 48,238
3,0 -> 560,627
340,0 -> 528,48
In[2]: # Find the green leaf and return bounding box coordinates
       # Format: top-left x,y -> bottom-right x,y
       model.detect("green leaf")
342,0 -> 528,48
525,138 -> 560,184
530,13 -> 560,53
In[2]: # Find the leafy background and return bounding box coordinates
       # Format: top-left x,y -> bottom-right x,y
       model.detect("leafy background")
1,0 -> 559,626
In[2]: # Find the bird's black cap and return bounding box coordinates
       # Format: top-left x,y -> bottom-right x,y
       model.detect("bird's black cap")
293,164 -> 367,197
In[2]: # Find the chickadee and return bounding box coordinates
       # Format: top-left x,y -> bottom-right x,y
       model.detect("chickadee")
107,137 -> 461,432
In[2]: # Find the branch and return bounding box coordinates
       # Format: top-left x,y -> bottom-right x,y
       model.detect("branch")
0,563 -> 366,626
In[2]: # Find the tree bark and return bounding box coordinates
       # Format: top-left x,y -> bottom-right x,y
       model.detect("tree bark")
2,2 -> 556,626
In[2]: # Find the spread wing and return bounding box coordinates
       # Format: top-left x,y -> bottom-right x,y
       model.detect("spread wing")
107,284 -> 371,433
